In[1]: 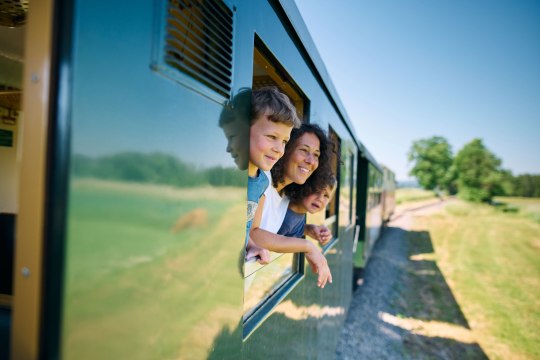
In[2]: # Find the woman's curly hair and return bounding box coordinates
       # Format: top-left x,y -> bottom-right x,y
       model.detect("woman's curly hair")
271,123 -> 338,191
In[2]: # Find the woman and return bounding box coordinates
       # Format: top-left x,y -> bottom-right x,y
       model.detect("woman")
260,123 -> 334,232
250,123 -> 335,288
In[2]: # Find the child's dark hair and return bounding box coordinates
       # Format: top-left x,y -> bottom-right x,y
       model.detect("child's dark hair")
271,123 -> 337,188
251,86 -> 301,128
286,172 -> 337,205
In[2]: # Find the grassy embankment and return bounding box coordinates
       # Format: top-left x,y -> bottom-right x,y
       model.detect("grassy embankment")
404,198 -> 540,359
396,188 -> 437,204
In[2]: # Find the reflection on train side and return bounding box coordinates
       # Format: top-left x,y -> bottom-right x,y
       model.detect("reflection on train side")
274,299 -> 344,321
65,173 -> 245,358
62,1 -> 246,357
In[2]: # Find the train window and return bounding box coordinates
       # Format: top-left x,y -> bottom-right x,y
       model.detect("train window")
348,150 -> 356,223
339,149 -> 355,227
324,128 -> 340,236
243,39 -> 307,335
367,167 -> 373,210
252,40 -> 305,120
350,151 -> 356,224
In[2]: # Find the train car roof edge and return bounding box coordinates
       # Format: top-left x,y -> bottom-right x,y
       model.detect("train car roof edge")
275,0 -> 382,172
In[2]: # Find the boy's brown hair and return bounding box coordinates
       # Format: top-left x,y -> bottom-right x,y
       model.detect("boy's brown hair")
251,86 -> 301,128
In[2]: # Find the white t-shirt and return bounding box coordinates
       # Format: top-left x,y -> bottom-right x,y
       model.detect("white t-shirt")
260,171 -> 290,233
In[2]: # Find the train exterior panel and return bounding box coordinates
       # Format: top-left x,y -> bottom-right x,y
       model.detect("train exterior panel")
0,0 -> 395,358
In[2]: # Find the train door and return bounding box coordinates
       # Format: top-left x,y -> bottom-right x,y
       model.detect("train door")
337,140 -> 357,299
310,126 -> 357,351
353,155 -> 369,285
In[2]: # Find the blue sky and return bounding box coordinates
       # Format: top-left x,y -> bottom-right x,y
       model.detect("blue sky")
294,0 -> 540,181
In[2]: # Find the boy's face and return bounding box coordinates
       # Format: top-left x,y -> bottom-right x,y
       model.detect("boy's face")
249,112 -> 292,172
222,118 -> 249,170
302,185 -> 335,214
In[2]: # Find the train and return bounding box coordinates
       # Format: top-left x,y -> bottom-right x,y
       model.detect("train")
0,0 -> 396,358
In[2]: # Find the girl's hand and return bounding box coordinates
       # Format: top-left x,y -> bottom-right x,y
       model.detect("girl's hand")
305,243 -> 332,288
306,225 -> 332,246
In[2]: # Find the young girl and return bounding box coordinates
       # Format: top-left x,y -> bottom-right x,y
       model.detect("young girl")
278,173 -> 337,245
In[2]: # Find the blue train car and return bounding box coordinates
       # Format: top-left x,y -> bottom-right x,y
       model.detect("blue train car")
0,0 -> 393,358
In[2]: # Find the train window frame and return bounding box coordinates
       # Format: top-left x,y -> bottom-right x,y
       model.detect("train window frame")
242,36 -> 309,340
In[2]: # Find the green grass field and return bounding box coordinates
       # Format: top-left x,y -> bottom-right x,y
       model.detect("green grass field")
410,199 -> 540,359
396,187 -> 437,204
62,179 -> 246,359
494,196 -> 540,223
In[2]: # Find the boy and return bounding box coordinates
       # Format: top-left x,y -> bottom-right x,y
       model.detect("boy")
278,174 -> 337,245
245,87 -> 301,263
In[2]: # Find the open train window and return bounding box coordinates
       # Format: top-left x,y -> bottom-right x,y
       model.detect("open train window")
252,41 -> 305,120
243,38 -> 308,338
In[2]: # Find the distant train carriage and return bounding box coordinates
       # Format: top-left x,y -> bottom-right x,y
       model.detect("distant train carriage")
0,0 -> 394,358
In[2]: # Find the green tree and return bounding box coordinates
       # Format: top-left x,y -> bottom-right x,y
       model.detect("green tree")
408,136 -> 454,191
72,152 -> 207,187
206,166 -> 246,187
492,169 -> 515,196
513,174 -> 540,197
453,138 -> 503,202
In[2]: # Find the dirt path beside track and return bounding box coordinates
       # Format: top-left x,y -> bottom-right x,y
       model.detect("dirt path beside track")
335,199 -> 486,359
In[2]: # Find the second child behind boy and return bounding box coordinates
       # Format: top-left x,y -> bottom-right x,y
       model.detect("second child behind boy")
246,87 -> 301,263
278,173 -> 337,244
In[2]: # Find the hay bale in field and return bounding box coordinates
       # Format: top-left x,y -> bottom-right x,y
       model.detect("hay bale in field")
170,208 -> 208,233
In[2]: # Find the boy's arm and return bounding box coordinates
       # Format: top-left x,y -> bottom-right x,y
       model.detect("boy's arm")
246,195 -> 270,264
304,224 -> 332,246
250,224 -> 332,288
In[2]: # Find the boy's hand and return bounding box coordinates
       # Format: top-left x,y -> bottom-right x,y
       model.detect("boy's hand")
246,245 -> 270,265
305,225 -> 332,246
305,243 -> 332,288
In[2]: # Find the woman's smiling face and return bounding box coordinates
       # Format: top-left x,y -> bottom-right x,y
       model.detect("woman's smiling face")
283,132 -> 320,186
